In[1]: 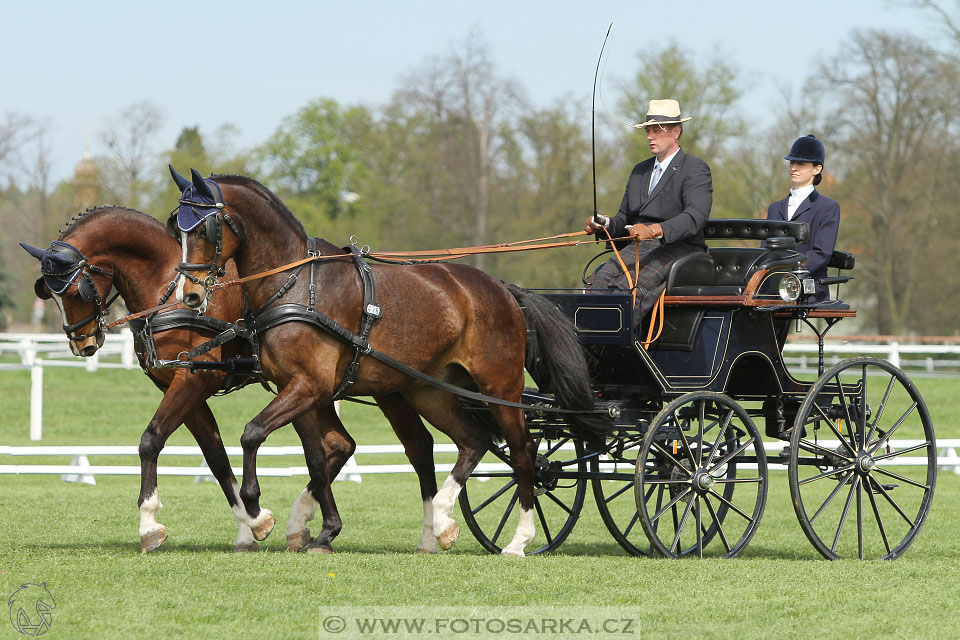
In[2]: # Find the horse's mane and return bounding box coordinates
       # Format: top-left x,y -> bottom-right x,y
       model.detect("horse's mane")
58,205 -> 162,240
211,174 -> 307,236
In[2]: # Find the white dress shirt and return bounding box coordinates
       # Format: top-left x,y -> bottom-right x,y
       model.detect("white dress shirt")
649,148 -> 681,193
787,184 -> 814,220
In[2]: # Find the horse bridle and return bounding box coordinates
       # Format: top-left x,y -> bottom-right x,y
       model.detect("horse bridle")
37,242 -> 118,341
169,200 -> 244,292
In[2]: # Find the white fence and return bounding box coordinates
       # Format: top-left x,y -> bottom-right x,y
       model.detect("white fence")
1,441 -> 959,486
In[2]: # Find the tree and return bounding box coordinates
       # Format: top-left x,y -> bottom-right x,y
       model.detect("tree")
100,101 -> 164,210
818,30 -> 960,334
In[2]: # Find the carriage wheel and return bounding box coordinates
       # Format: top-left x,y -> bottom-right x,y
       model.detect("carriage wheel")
788,357 -> 936,560
636,392 -> 767,559
459,426 -> 586,555
590,430 -> 653,557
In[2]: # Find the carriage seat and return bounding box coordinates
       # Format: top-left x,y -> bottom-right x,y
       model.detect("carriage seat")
664,219 -> 810,296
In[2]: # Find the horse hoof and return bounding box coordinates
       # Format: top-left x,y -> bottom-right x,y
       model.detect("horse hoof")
233,542 -> 261,553
251,512 -> 275,541
286,529 -> 312,552
307,544 -> 333,554
140,526 -> 167,554
437,523 -> 459,551
416,547 -> 437,555
500,547 -> 525,558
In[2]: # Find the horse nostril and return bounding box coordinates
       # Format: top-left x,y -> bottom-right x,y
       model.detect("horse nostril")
183,292 -> 203,309
80,345 -> 98,357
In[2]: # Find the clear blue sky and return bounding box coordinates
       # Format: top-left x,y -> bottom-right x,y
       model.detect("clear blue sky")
3,0 -> 943,182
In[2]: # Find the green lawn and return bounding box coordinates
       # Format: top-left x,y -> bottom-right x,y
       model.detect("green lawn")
1,366 -> 959,639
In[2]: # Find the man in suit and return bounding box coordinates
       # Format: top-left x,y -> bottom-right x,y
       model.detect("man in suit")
585,99 -> 713,319
766,135 -> 840,302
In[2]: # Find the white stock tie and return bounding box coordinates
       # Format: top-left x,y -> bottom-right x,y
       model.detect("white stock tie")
648,164 -> 663,195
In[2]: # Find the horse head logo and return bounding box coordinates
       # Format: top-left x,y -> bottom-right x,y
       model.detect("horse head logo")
8,582 -> 56,636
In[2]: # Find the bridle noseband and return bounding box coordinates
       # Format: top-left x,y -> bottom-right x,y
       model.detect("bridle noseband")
39,241 -> 117,341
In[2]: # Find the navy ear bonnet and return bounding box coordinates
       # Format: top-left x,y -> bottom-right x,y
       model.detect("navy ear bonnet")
173,168 -> 224,232
19,241 -> 90,295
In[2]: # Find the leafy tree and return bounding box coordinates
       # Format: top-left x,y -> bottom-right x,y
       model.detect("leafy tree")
100,101 -> 164,210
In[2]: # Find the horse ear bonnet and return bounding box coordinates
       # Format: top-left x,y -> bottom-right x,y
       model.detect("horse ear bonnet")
174,168 -> 223,233
20,241 -> 88,295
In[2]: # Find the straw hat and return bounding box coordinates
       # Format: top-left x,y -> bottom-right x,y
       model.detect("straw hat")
637,99 -> 691,127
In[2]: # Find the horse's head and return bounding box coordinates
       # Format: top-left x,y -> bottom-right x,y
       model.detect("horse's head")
20,240 -> 114,356
168,166 -> 244,311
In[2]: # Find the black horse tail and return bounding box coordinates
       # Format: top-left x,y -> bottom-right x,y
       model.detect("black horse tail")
505,283 -> 611,442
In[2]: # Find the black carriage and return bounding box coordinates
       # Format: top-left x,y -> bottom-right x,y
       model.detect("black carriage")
460,219 -> 936,560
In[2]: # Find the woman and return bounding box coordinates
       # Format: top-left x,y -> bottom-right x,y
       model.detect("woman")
766,134 -> 840,302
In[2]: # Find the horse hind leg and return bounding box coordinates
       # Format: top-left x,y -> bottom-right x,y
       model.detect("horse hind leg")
375,393 -> 439,553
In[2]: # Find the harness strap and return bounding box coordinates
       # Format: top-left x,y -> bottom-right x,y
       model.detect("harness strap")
248,304 -> 603,415
331,244 -> 382,400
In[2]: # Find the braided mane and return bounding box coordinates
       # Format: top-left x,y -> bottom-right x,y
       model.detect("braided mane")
57,206 -> 161,239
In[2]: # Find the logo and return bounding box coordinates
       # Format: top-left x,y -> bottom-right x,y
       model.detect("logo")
8,583 -> 56,636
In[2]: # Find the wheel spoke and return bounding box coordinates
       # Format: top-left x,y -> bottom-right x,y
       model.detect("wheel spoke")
534,497 -> 552,543
872,466 -> 930,490
649,442 -> 693,476
868,402 -> 918,454
541,437 -> 570,458
708,436 -> 754,472
714,476 -> 762,484
695,497 -> 703,558
603,480 -> 633,505
866,478 -> 892,555
703,409 -> 733,469
703,495 -> 731,553
872,481 -> 917,528
491,491 -> 519,544
470,479 -> 516,515
831,474 -> 861,554
865,374 -> 897,446
543,489 -> 574,514
669,496 -> 696,554
799,463 -> 855,487
675,407 -> 699,469
835,373 -> 859,453
873,442 -> 930,461
697,401 -> 706,468
856,479 -> 864,560
797,438 -> 851,460
623,511 -> 640,537
707,488 -> 754,522
809,470 -> 855,523
652,486 -> 692,523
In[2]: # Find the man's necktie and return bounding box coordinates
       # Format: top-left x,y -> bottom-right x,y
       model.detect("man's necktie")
648,164 -> 663,195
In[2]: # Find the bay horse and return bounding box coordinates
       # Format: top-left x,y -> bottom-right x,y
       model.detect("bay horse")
20,207 -> 359,553
172,168 -> 607,556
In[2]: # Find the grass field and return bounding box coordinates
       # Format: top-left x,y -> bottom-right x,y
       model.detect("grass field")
2,367 -> 960,639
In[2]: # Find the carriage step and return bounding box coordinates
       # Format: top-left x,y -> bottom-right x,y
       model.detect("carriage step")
871,483 -> 897,493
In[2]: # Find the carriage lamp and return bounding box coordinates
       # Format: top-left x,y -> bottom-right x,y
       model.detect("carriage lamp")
778,273 -> 802,302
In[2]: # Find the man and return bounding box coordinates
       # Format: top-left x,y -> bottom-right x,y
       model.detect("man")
585,99 -> 713,319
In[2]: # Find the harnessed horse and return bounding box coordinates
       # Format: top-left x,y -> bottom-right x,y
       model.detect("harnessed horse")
20,207 -> 358,553
172,167 -> 608,556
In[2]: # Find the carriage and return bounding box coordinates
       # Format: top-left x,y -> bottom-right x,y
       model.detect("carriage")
25,172 -> 935,560
458,218 -> 936,560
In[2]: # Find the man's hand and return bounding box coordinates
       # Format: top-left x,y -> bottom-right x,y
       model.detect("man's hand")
584,214 -> 609,234
628,223 -> 663,241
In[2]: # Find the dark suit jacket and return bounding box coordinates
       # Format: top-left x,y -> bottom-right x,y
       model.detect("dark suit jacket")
607,149 -> 713,248
766,189 -> 840,302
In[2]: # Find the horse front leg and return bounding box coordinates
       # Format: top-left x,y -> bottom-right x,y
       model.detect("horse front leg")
182,402 -> 259,552
491,406 -> 537,557
285,405 -> 353,553
137,374 -> 218,553
239,378 -> 320,541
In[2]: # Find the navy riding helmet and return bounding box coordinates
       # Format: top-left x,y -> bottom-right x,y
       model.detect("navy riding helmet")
784,134 -> 825,165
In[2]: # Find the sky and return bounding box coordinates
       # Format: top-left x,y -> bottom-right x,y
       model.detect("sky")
2,0 -> 946,183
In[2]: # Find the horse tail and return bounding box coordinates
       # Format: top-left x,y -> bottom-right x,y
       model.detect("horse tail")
504,283 -> 611,442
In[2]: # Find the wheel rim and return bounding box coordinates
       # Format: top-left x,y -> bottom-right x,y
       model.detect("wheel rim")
459,428 -> 586,555
590,431 -> 654,557
789,357 -> 936,560
636,392 -> 767,559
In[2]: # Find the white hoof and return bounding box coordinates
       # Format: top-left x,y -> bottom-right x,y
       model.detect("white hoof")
140,525 -> 167,554
250,510 -> 275,541
437,523 -> 459,551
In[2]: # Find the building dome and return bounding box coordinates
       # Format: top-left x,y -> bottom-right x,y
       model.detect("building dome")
73,151 -> 100,210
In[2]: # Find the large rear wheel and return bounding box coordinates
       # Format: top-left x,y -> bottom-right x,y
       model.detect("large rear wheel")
788,357 -> 936,560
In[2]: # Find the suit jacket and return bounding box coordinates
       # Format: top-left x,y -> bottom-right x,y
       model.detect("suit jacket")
607,149 -> 713,248
766,189 -> 840,302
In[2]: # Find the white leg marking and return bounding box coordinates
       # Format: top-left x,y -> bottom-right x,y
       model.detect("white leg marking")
432,475 -> 461,538
285,488 -> 318,537
231,482 -> 257,547
417,499 -> 437,554
138,490 -> 164,537
500,506 -> 535,557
